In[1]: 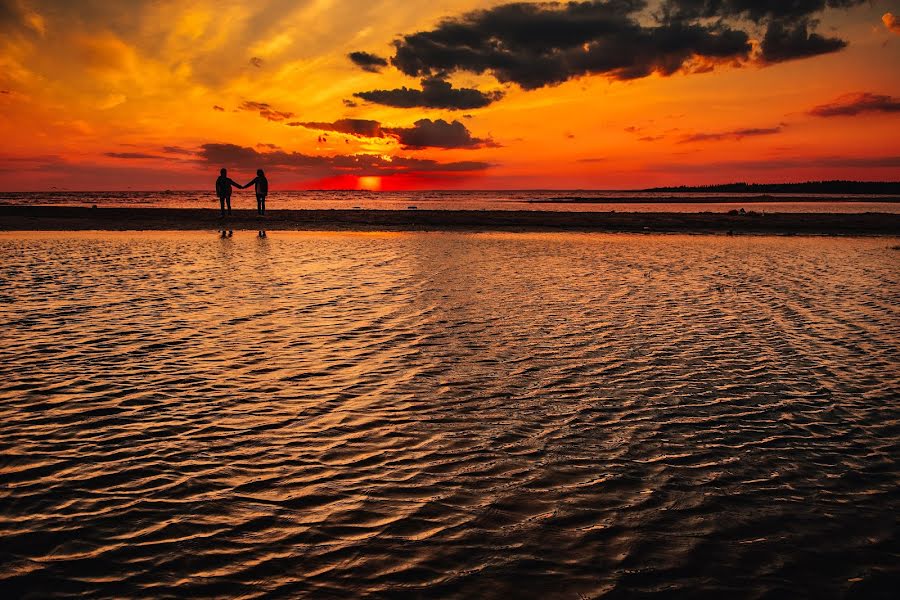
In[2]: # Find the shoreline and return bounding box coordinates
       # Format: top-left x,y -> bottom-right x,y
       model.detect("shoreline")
2,206 -> 899,235
526,195 -> 900,204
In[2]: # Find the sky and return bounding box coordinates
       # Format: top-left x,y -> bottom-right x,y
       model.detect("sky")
0,0 -> 898,191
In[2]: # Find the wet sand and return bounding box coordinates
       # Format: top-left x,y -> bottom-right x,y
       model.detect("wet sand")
2,205 -> 899,235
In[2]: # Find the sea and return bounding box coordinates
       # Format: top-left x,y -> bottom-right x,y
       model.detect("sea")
1,189 -> 899,213
0,231 -> 897,598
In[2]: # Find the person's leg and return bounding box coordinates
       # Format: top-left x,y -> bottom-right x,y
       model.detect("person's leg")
219,196 -> 225,216
226,195 -> 232,215
257,195 -> 262,215
262,196 -> 266,214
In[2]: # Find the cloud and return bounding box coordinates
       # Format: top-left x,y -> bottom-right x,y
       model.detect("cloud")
238,100 -> 294,122
659,1 -> 867,23
387,2 -> 752,90
249,56 -> 264,68
104,152 -> 168,160
162,146 -> 194,155
198,143 -> 490,176
0,0 -> 43,36
349,0 -> 866,105
809,93 -> 900,117
680,125 -> 785,143
885,13 -> 900,35
212,105 -> 225,112
290,118 -> 495,149
758,20 -> 846,63
355,76 -> 503,110
348,51 -> 389,73
289,118 -> 384,138
387,119 -> 497,149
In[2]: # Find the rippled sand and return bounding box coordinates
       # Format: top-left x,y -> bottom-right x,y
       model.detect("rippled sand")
1,232 -> 898,598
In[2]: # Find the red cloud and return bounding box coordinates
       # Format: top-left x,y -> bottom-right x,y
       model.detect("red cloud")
809,92 -> 900,117
884,13 -> 900,35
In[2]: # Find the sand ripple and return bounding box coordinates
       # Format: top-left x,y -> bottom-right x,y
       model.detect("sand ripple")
1,232 -> 898,598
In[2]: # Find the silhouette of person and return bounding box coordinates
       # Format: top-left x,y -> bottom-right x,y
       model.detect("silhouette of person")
215,168 -> 242,217
244,169 -> 269,215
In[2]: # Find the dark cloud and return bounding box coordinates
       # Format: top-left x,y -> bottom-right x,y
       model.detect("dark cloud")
387,119 -> 497,149
0,153 -> 66,171
290,118 -> 385,138
809,92 -> 900,117
212,105 -> 225,112
198,143 -> 490,176
355,76 -> 503,110
342,99 -> 359,108
249,56 -> 264,68
350,0 -> 866,103
348,51 -> 389,72
0,0 -> 34,35
162,146 -> 195,155
291,118 -> 495,149
385,1 -> 752,90
758,19 -> 845,63
162,146 -> 194,155
680,125 -> 785,143
104,152 -> 167,160
238,100 -> 294,122
657,1 -> 867,63
659,1 -> 867,23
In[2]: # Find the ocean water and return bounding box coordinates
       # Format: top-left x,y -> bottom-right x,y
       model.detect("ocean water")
0,232 -> 898,598
1,190 -> 899,213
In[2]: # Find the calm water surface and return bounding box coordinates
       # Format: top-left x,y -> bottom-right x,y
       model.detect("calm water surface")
0,232 -> 898,598
1,190 -> 899,213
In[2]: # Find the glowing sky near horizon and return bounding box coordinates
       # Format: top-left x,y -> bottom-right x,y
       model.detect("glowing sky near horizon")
0,0 -> 898,191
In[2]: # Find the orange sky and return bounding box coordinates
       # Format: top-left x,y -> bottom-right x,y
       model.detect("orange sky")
0,0 -> 898,191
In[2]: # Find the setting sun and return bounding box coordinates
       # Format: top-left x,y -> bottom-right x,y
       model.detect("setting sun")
358,176 -> 382,191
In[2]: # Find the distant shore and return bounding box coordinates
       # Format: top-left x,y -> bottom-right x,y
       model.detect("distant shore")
528,195 -> 900,204
1,206 -> 899,235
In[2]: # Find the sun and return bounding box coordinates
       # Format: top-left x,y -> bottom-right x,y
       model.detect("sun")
358,176 -> 382,191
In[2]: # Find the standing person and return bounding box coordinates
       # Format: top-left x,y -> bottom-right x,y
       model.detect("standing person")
244,169 -> 268,215
215,168 -> 242,217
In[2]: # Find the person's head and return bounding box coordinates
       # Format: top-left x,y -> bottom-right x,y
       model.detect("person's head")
257,169 -> 264,177
220,168 -> 227,176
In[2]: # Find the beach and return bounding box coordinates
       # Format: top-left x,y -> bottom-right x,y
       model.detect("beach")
2,205 -> 899,235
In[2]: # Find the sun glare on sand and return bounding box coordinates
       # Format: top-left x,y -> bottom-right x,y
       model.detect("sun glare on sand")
359,176 -> 382,191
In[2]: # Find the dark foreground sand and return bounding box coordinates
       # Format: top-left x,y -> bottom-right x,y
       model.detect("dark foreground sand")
1,205 -> 899,235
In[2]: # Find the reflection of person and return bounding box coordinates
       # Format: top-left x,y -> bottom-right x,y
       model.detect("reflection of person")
215,168 -> 242,217
244,169 -> 269,215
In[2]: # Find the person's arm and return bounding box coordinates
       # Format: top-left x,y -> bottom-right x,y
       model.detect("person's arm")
228,178 -> 243,189
243,177 -> 257,190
